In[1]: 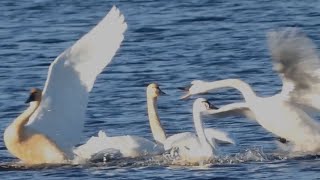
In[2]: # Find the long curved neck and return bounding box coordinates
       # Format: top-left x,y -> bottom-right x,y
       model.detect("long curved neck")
204,79 -> 257,102
147,95 -> 166,144
193,109 -> 211,148
11,101 -> 40,141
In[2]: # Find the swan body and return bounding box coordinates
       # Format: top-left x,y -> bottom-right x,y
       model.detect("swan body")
4,6 -> 127,164
164,128 -> 234,151
163,98 -> 217,164
73,83 -> 168,160
183,28 -> 320,152
4,89 -> 67,164
73,131 -> 163,160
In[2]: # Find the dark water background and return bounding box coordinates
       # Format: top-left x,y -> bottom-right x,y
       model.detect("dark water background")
0,0 -> 320,179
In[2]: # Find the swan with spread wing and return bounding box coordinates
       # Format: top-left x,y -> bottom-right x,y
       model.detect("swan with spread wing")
3,6 -> 127,164
181,28 -> 320,153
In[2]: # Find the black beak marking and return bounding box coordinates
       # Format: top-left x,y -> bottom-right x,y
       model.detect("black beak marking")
158,87 -> 166,95
210,103 -> 219,110
178,85 -> 191,91
25,93 -> 36,104
203,100 -> 219,110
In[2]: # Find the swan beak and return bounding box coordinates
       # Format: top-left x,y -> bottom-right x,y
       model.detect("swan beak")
177,85 -> 191,91
178,85 -> 192,99
205,100 -> 219,110
25,94 -> 35,104
209,103 -> 219,110
180,92 -> 191,99
158,88 -> 166,95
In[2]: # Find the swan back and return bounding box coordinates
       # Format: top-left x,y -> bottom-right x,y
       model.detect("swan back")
26,6 -> 127,155
74,131 -> 164,160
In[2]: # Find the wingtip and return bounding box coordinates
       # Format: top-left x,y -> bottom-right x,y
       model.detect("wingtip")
119,14 -> 128,31
180,92 -> 191,100
111,6 -> 127,32
123,21 -> 128,31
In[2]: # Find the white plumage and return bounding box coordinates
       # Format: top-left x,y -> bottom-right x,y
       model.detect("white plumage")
73,131 -> 163,160
26,6 -> 127,157
163,98 -> 222,164
183,28 -> 320,153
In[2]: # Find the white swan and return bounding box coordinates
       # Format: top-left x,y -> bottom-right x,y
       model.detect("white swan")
146,83 -> 234,146
163,98 -> 218,164
72,83 -> 168,160
182,28 -> 320,153
3,6 -> 127,164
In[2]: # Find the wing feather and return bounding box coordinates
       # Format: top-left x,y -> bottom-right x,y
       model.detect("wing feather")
267,28 -> 320,107
206,102 -> 255,120
27,6 -> 127,155
204,128 -> 235,145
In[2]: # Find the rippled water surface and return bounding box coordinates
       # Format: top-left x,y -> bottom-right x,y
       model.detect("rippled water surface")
1,0 -> 320,179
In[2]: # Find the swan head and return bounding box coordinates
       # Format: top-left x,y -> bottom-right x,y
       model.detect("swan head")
25,88 -> 42,104
193,98 -> 217,113
180,80 -> 208,99
147,83 -> 166,98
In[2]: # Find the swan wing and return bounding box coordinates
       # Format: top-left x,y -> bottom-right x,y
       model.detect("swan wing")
163,132 -> 195,151
27,6 -> 127,153
204,128 -> 235,146
267,28 -> 320,109
206,102 -> 255,120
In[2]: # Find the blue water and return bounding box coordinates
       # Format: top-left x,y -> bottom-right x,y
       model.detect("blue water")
1,0 -> 320,179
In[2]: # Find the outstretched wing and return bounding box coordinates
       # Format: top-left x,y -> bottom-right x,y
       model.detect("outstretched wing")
204,128 -> 235,146
27,6 -> 127,154
267,28 -> 320,110
163,132 -> 195,151
206,102 -> 255,120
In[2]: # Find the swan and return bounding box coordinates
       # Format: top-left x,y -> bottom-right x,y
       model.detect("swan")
163,98 -> 219,164
3,6 -> 127,164
74,83 -> 233,161
72,83 -> 168,160
146,83 -> 234,146
181,28 -> 320,153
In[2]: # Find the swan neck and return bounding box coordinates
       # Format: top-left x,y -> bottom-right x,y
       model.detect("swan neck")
205,79 -> 256,101
193,110 -> 210,147
11,101 -> 40,140
147,95 -> 166,144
